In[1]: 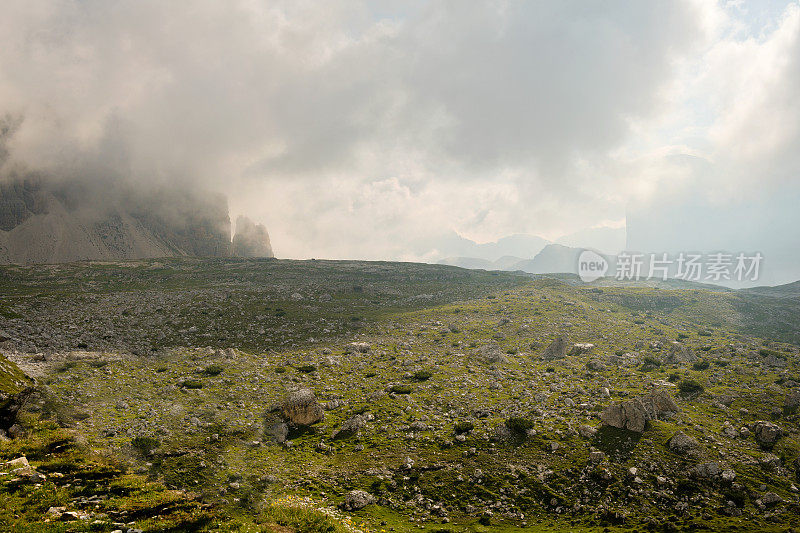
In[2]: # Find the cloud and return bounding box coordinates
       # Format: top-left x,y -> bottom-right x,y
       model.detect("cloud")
1,1 -> 796,265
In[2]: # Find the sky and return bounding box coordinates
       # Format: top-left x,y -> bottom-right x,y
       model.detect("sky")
0,0 -> 798,266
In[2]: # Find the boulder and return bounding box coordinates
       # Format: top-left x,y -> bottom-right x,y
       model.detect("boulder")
569,343 -> 595,356
280,389 -> 323,426
600,390 -> 680,433
340,490 -> 375,511
668,431 -> 699,454
332,413 -> 373,439
0,355 -> 35,433
785,389 -> 800,410
759,492 -> 783,506
694,462 -> 721,478
600,397 -> 649,432
647,389 -> 680,416
752,421 -> 782,447
543,337 -> 568,360
586,360 -> 605,371
663,342 -> 698,364
345,342 -> 371,354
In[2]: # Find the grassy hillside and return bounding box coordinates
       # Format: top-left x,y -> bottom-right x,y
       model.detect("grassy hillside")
1,260 -> 799,531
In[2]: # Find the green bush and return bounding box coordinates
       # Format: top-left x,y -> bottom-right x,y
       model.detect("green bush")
202,364 -> 224,376
297,364 -> 317,373
390,384 -> 412,394
181,379 -> 203,389
413,369 -> 433,381
692,360 -> 710,371
760,348 -> 786,359
131,436 -> 160,456
678,379 -> 704,397
263,503 -> 342,533
505,417 -> 534,434
274,366 -> 287,374
640,356 -> 661,372
454,421 -> 474,434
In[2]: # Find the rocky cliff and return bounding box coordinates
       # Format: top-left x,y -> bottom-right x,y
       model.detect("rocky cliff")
231,215 -> 273,258
0,177 -> 271,264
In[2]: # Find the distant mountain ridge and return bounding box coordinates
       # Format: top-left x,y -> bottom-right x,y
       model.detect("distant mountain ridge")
440,243 -> 605,275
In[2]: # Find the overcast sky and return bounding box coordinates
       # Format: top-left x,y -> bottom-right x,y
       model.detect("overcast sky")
1,0 -> 798,261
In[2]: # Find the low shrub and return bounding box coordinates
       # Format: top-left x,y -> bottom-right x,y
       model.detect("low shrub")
678,379 -> 704,397
640,356 -> 661,372
454,421 -> 474,434
131,436 -> 160,456
413,369 -> 433,381
505,417 -> 534,434
202,364 -> 224,376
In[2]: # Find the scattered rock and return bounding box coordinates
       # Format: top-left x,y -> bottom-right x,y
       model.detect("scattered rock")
668,431 -> 699,454
345,342 -> 371,354
694,462 -> 721,478
663,342 -> 698,364
600,390 -> 680,432
543,337 -> 568,360
752,420 -> 782,448
332,413 -> 373,439
785,389 -> 800,410
569,343 -> 594,356
341,490 -> 375,511
280,389 -> 324,426
758,492 -> 782,506
267,422 -> 289,444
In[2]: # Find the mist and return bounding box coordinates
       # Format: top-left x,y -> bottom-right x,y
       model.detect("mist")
1,0 -> 799,281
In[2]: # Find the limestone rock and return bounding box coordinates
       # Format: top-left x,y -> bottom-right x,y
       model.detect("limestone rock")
231,216 -> 273,258
543,337 -> 568,360
0,355 -> 35,433
752,421 -> 782,447
784,389 -> 800,410
346,342 -> 371,354
600,390 -> 680,432
569,343 -> 594,356
668,431 -> 699,454
663,342 -> 698,364
341,490 -> 375,511
280,389 -> 323,426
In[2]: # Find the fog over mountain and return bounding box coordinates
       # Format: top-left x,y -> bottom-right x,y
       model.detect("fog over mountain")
0,1 -> 798,280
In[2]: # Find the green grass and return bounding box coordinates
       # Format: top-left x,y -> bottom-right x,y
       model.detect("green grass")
3,259 -> 800,531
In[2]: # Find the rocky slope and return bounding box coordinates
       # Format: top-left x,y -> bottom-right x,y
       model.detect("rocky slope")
1,259 -> 799,531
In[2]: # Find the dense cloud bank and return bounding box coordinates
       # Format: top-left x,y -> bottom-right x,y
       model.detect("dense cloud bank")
1,1 -> 798,273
